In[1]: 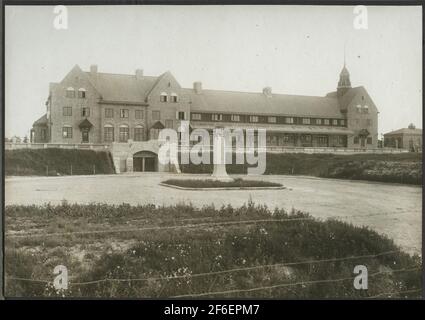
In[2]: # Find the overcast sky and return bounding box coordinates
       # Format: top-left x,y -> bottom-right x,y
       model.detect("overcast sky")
5,5 -> 422,138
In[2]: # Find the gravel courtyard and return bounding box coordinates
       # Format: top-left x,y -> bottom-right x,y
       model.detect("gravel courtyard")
5,173 -> 422,255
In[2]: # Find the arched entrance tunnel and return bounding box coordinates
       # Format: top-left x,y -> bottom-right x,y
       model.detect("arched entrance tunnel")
133,151 -> 158,172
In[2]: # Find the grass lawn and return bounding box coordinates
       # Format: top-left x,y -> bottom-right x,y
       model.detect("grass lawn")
5,148 -> 115,176
5,203 -> 421,298
180,153 -> 422,185
161,178 -> 283,189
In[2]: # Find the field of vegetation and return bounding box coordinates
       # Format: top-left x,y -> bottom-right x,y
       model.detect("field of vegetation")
5,149 -> 115,176
162,178 -> 283,189
180,153 -> 422,185
5,203 -> 422,298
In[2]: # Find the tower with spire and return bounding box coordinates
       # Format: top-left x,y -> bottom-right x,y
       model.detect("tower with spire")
337,52 -> 352,97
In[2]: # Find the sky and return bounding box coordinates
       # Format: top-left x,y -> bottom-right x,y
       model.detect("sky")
4,5 -> 422,138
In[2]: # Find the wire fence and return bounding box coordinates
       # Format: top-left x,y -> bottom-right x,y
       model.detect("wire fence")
5,209 -> 415,240
5,205 -> 422,298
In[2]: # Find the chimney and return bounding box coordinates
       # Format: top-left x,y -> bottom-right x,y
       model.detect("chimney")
135,69 -> 144,80
194,81 -> 202,94
263,87 -> 272,97
90,64 -> 98,76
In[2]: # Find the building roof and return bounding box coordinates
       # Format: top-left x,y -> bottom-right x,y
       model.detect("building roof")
79,118 -> 93,129
79,68 -> 365,118
85,72 -> 158,103
384,128 -> 423,136
184,88 -> 348,118
33,114 -> 48,126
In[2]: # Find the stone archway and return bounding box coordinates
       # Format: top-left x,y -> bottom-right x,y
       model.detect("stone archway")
133,150 -> 158,172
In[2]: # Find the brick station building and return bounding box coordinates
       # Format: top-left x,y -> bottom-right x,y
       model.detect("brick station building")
31,63 -> 379,172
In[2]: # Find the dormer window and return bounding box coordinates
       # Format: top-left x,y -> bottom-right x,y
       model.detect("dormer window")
78,88 -> 86,98
160,92 -> 168,102
66,87 -> 75,98
171,93 -> 178,103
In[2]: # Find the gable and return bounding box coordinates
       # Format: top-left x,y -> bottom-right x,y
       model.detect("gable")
146,71 -> 182,102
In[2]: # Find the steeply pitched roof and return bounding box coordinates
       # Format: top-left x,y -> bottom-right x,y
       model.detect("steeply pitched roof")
184,88 -> 344,118
33,114 -> 48,126
384,128 -> 423,136
79,118 -> 93,129
85,72 -> 158,103
75,68 -> 367,118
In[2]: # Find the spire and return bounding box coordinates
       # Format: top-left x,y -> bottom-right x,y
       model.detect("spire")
337,48 -> 351,97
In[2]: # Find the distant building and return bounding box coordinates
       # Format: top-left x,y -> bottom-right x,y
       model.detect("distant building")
31,63 -> 379,172
384,124 -> 422,152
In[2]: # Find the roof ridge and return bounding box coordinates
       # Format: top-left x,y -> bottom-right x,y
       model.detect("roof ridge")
183,87 -> 335,99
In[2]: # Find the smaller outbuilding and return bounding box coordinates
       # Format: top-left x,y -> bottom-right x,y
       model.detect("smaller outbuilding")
384,123 -> 422,152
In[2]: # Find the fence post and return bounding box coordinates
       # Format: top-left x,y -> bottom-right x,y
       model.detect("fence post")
46,165 -> 49,176
93,165 -> 96,175
70,164 -> 72,176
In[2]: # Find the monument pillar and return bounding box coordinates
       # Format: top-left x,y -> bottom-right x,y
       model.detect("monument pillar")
211,127 -> 234,182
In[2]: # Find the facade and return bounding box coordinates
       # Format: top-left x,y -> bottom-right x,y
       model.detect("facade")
384,124 -> 422,152
31,64 -> 379,172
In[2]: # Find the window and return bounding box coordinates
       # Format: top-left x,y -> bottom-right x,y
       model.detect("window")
268,116 -> 277,123
301,135 -> 312,142
82,107 -> 90,117
285,117 -> 294,124
134,126 -> 144,141
165,120 -> 173,128
324,119 -> 330,125
105,108 -> 114,118
340,119 -> 345,126
120,109 -> 129,118
367,137 -> 372,144
212,114 -> 222,121
62,126 -> 72,138
363,105 -> 369,113
66,87 -> 75,98
63,107 -> 72,116
160,92 -> 168,102
119,126 -> 129,142
317,136 -> 328,145
332,119 -> 338,125
78,88 -> 86,98
152,111 -> 160,120
302,118 -> 311,125
192,113 -> 201,120
366,119 -> 372,126
356,105 -> 362,113
315,119 -> 322,125
354,137 -> 359,144
135,110 -> 144,119
171,93 -> 178,103
231,114 -> 240,122
104,126 -> 114,142
177,112 -> 185,120
249,115 -> 259,123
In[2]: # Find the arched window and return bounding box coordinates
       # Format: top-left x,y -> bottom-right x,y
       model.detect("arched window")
104,124 -> 114,142
134,125 -> 145,142
66,87 -> 75,98
78,88 -> 86,98
119,124 -> 129,142
160,92 -> 168,102
171,92 -> 178,103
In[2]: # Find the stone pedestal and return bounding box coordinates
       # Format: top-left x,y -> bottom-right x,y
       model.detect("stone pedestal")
211,127 -> 234,182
